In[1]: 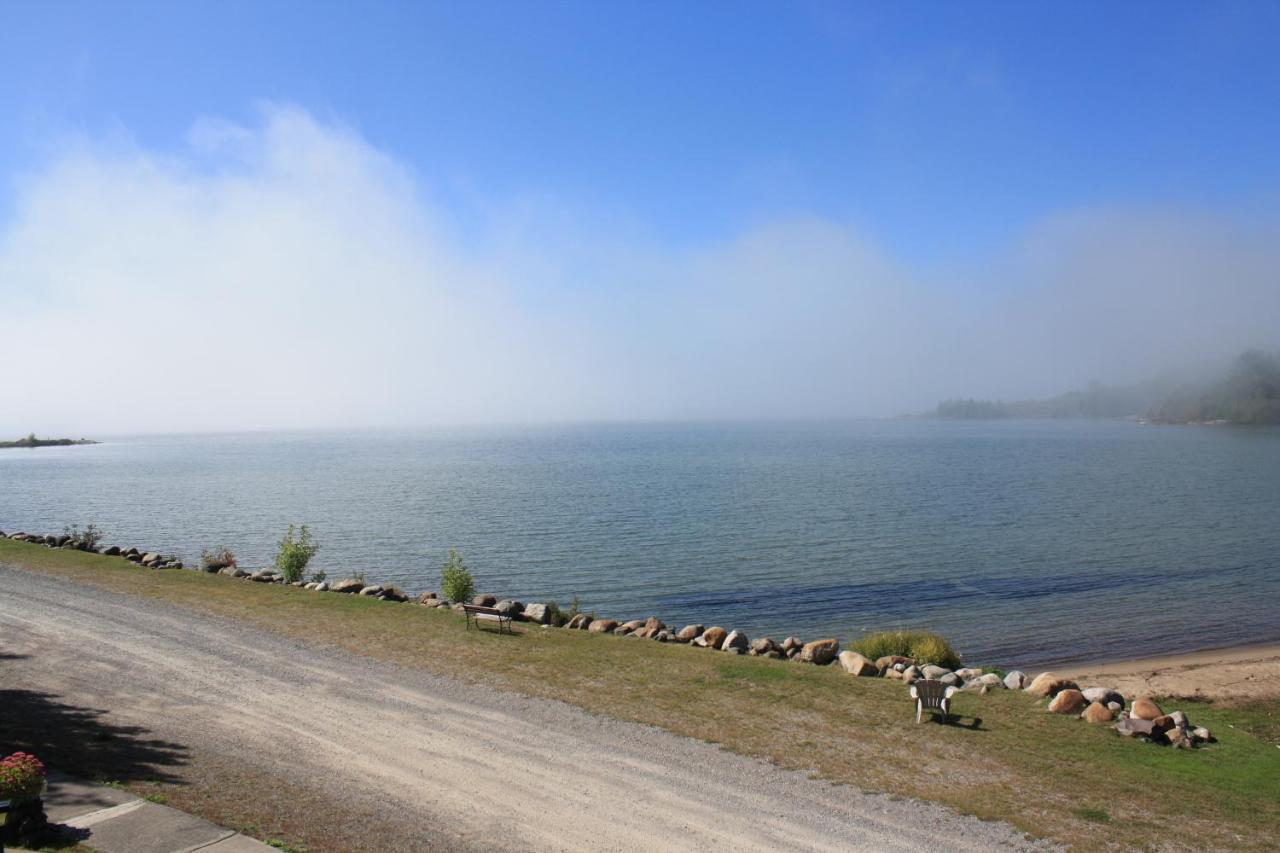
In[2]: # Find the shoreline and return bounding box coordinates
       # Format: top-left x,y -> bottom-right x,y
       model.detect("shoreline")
1048,641 -> 1280,702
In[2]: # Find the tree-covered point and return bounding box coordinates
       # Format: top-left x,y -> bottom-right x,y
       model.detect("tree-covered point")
0,434 -> 99,449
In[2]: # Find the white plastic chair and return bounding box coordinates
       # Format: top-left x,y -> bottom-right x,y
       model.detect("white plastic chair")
910,679 -> 959,723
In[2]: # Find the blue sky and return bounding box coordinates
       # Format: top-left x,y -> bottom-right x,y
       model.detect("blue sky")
1,2 -> 1279,431
4,1 -> 1278,262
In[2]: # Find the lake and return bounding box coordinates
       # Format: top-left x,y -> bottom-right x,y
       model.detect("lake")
2,420 -> 1278,668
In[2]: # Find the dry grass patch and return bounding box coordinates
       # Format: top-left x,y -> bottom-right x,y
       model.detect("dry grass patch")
4,539 -> 1279,850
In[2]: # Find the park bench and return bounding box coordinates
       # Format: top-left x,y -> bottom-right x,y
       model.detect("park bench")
461,604 -> 514,634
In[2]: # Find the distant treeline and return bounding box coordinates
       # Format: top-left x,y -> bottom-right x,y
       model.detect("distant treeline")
1144,350 -> 1280,425
934,349 -> 1280,425
0,433 -> 99,449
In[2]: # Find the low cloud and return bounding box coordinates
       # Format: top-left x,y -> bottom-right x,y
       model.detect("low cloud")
2,105 -> 1277,434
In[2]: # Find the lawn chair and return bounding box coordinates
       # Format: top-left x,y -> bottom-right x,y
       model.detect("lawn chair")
910,679 -> 959,723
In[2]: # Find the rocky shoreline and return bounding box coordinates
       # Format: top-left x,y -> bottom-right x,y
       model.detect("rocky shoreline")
3,526 -> 1218,750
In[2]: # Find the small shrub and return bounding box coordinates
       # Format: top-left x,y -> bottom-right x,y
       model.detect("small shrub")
0,752 -> 46,803
310,569 -> 327,583
850,630 -> 963,670
200,545 -> 237,572
440,548 -> 475,603
62,523 -> 104,551
543,601 -> 572,627
273,524 -> 320,584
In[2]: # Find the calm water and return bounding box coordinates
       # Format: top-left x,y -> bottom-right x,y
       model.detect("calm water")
2,420 -> 1279,668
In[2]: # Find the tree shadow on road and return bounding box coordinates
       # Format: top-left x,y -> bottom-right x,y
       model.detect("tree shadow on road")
0,689 -> 189,785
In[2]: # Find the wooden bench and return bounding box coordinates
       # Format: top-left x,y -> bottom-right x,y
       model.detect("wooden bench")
461,604 -> 514,634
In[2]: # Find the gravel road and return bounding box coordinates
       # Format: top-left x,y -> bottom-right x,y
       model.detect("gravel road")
0,565 -> 1046,851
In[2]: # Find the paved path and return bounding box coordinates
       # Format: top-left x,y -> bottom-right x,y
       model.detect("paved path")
34,773 -> 270,852
1,565 -> 1045,852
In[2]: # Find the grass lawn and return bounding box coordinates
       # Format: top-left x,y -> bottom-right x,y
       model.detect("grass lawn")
4,539 -> 1278,850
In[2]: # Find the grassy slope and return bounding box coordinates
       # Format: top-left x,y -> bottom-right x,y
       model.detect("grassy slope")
3,539 -> 1277,850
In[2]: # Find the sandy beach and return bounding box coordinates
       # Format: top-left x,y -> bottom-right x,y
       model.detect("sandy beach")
1053,642 -> 1280,703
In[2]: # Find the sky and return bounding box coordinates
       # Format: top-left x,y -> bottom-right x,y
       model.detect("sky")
1,1 -> 1279,433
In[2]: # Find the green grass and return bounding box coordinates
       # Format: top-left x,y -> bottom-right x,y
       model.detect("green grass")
849,629 -> 963,669
4,538 -> 1279,850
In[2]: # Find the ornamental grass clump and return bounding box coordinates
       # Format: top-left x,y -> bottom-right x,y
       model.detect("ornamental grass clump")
440,548 -> 475,604
0,752 -> 46,803
851,630 -> 963,670
274,524 -> 320,583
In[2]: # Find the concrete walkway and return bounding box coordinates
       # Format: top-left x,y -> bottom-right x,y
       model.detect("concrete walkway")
30,774 -> 271,853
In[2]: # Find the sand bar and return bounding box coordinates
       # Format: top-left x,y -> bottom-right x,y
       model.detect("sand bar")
1051,642 -> 1280,702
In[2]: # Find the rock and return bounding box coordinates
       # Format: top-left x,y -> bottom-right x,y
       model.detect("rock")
1165,726 -> 1190,747
1131,696 -> 1164,721
721,630 -> 749,654
1168,710 -> 1188,728
1116,717 -> 1156,738
780,637 -> 803,653
643,616 -> 665,632
1082,687 -> 1125,708
1107,701 -> 1123,713
901,665 -> 922,684
451,602 -> 467,613
381,586 -> 408,602
1150,715 -> 1176,733
588,619 -> 618,634
472,594 -> 498,607
617,619 -> 646,635
883,667 -> 902,680
976,673 -> 1005,688
141,552 -> 162,564
921,665 -> 952,680
1003,670 -> 1026,690
495,600 -> 523,616
939,672 -> 961,687
290,580 -> 304,587
1081,702 -> 1114,724
838,650 -> 879,676
1025,673 -> 1079,698
955,667 -> 983,680
1191,726 -> 1214,743
799,638 -> 839,665
250,570 -> 278,583
358,585 -> 384,597
315,581 -> 330,591
102,545 -> 121,556
566,614 -> 592,630
122,547 -> 140,557
125,553 -> 143,563
675,625 -> 703,642
418,592 -> 440,605
219,566 -> 246,577
331,578 -> 365,594
875,655 -> 914,673
749,637 -> 778,656
697,627 -> 728,649
522,603 -> 549,624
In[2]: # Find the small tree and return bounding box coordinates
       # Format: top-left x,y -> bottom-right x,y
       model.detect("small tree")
440,548 -> 475,604
274,524 -> 320,583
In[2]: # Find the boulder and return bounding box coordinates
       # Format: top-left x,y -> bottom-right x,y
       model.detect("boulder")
921,665 -> 952,680
315,581 -> 330,591
331,578 -> 365,594
495,600 -> 523,617
125,553 -> 143,563
1131,696 -> 1163,721
643,616 -> 665,632
697,627 -> 728,649
358,585 -> 384,597
587,619 -> 618,634
875,655 -> 914,673
1165,726 -> 1191,747
799,638 -> 839,665
955,668 -> 984,680
472,594 -> 498,607
1116,717 -> 1156,738
1168,710 -> 1188,728
780,637 -> 803,653
250,570 -> 278,583
617,619 -> 646,635
418,592 -> 440,605
675,625 -> 703,643
1107,701 -> 1123,713
749,637 -> 778,656
1150,715 -> 1177,733
522,603 -> 549,624
381,586 -> 408,602
1081,687 -> 1125,708
1081,702 -> 1114,724
655,631 -> 672,642
721,630 -> 749,654
566,614 -> 592,630
901,665 -> 922,684
1025,673 -> 1079,698
102,545 -> 121,556
219,566 -> 247,577
1191,726 -> 1214,743
939,672 -> 961,687
976,673 -> 1005,688
838,651 -> 879,677
141,552 -> 162,564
